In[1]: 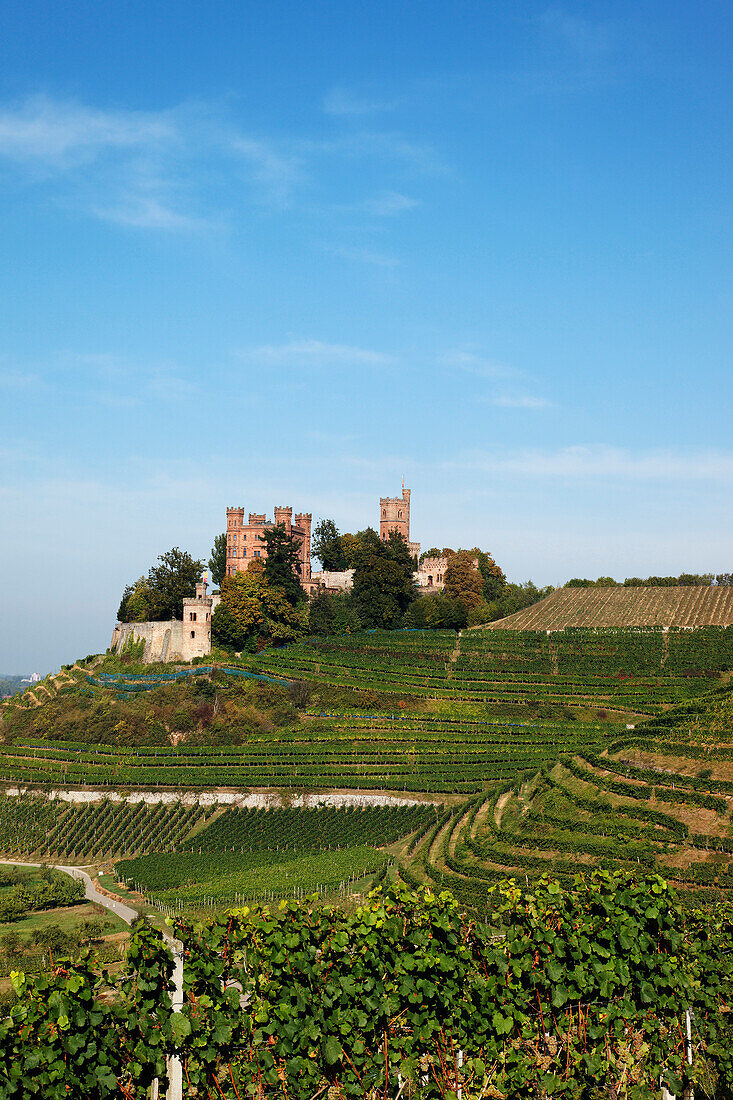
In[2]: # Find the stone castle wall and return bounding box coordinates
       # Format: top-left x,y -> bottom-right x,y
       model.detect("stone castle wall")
111,581 -> 214,664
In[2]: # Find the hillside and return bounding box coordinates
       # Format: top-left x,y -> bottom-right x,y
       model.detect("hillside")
0,675 -> 27,698
2,619 -> 733,916
486,583 -> 733,630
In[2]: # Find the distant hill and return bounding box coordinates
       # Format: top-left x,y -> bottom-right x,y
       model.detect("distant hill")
486,585 -> 733,631
0,675 -> 27,698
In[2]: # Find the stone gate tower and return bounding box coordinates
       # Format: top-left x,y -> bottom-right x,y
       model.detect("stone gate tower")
379,484 -> 420,558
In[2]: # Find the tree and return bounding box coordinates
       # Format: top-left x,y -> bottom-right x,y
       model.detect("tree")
117,577 -> 153,623
211,603 -> 249,651
262,524 -> 305,607
340,533 -> 361,569
476,550 -> 506,602
419,548 -> 443,565
444,551 -> 484,612
209,533 -> 227,589
308,590 -> 362,635
403,592 -> 466,630
312,520 -> 348,571
350,528 -> 417,629
214,566 -> 307,650
146,548 -> 204,620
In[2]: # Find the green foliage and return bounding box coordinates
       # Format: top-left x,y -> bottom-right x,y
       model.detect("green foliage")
262,522 -> 306,606
444,550 -> 484,611
308,589 -> 362,635
185,804 -> 435,853
312,518 -> 348,571
0,868 -> 84,923
118,547 -> 203,623
118,847 -> 387,908
218,566 -> 308,649
403,591 -> 467,630
350,528 -> 417,628
169,876 -> 733,1098
0,924 -> 174,1099
209,532 -> 227,588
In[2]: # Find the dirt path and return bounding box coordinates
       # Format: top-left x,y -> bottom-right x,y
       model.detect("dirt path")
494,791 -> 511,829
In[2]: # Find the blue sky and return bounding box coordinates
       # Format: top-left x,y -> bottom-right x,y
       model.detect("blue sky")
1,1 -> 731,672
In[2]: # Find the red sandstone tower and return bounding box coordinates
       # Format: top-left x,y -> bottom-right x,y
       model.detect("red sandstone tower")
225,505 -> 312,584
379,485 -> 420,557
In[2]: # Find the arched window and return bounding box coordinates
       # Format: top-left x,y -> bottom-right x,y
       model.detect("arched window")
382,509 -> 386,517
398,511 -> 402,518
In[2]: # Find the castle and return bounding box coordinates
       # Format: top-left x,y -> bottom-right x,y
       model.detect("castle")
112,486 -> 439,662
225,506 -> 312,585
111,578 -> 218,664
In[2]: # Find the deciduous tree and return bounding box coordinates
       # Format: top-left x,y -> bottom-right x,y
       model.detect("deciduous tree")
350,528 -> 417,628
311,519 -> 348,571
208,533 -> 227,589
444,551 -> 484,612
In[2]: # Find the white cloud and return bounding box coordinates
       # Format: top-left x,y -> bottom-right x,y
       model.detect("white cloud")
455,446 -> 733,482
323,88 -> 398,117
0,95 -> 174,165
327,244 -> 400,268
491,394 -> 556,409
238,340 -> 397,367
540,9 -> 614,59
364,190 -> 419,217
441,349 -> 518,380
230,137 -> 302,207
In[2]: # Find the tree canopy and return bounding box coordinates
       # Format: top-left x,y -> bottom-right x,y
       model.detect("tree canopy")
117,548 -> 203,623
212,564 -> 307,651
443,551 -> 484,612
350,528 -> 417,629
311,519 -> 348,571
208,533 -> 227,589
262,523 -> 305,607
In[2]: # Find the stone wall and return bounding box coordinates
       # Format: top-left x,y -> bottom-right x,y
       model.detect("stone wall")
110,580 -> 214,664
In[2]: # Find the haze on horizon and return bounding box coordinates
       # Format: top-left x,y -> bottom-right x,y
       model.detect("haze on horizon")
1,1 -> 731,673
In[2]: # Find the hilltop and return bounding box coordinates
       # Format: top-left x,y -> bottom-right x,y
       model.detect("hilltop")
486,584 -> 733,630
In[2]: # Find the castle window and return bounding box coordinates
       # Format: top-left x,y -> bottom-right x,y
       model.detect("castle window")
382,509 -> 386,517
398,511 -> 402,518
254,550 -> 260,557
190,612 -> 197,622
243,549 -> 247,557
190,630 -> 195,638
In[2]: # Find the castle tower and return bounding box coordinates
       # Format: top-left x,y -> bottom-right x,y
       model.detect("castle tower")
182,574 -> 213,661
379,485 -> 420,558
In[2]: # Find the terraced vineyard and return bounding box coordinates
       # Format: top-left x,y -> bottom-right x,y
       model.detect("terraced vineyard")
242,625 -> 733,713
3,619 -> 733,913
186,803 -> 435,851
116,847 -> 390,910
488,584 -> 733,630
0,796 -> 211,859
396,683 -> 733,914
0,714 -> 609,793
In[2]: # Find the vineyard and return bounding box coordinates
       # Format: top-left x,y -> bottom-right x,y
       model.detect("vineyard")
6,882 -> 732,1098
0,713 -> 610,793
488,583 -> 733,630
185,803 -> 436,852
239,625 -> 733,713
0,796 -> 211,860
116,846 -> 390,909
2,620 -> 733,915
